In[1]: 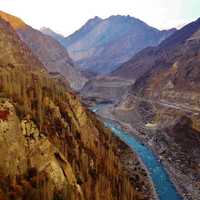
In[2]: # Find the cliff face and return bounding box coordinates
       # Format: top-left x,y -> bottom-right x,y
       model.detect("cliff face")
0,11 -> 87,90
63,15 -> 175,74
0,99 -> 81,200
0,17 -> 144,200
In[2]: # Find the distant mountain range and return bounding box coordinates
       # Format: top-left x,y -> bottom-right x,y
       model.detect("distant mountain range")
0,11 -> 87,90
42,15 -> 176,74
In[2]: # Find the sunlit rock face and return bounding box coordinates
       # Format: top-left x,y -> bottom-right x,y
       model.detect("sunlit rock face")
62,15 -> 176,75
0,16 -> 148,200
111,18 -> 200,200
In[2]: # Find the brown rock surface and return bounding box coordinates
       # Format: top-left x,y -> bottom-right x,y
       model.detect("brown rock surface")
0,16 -> 153,200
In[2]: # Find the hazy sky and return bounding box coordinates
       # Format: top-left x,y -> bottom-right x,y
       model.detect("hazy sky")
0,0 -> 200,36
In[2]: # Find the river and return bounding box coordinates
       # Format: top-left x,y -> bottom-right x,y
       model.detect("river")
91,105 -> 183,200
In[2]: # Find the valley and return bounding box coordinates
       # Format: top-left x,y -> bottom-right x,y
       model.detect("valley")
80,16 -> 200,200
85,97 -> 200,200
91,103 -> 182,200
0,13 -> 153,200
0,3 -> 200,200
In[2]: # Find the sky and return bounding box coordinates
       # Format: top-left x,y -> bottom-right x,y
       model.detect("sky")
0,0 -> 200,36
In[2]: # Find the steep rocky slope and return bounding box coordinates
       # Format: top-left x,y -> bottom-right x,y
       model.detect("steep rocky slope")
0,16 -> 153,200
0,11 -> 87,90
62,15 -> 176,74
111,17 -> 200,199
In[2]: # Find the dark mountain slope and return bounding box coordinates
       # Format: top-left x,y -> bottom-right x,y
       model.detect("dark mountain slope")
160,17 -> 200,48
130,17 -> 200,94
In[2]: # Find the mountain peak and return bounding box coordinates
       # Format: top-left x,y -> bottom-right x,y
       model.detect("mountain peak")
108,14 -> 134,19
63,14 -> 175,74
40,26 -> 52,32
85,16 -> 102,26
93,16 -> 102,20
107,14 -> 144,23
0,10 -> 26,29
40,26 -> 64,37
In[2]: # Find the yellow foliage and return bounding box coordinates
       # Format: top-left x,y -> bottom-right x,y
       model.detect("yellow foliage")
0,11 -> 26,29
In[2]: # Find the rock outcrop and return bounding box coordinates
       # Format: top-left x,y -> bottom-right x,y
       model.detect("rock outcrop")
0,99 -> 82,199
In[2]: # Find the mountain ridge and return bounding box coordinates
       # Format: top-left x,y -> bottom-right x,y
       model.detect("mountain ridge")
112,17 -> 200,81
61,15 -> 176,74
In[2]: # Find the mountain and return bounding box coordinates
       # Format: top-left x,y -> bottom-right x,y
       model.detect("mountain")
113,17 -> 200,88
64,16 -> 102,47
81,76 -> 134,103
62,15 -> 176,74
127,17 -> 200,116
0,16 -> 154,200
111,18 -> 200,199
0,11 -> 87,90
40,26 -> 65,45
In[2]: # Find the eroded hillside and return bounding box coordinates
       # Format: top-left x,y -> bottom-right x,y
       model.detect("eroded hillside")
111,18 -> 200,200
0,16 -> 153,200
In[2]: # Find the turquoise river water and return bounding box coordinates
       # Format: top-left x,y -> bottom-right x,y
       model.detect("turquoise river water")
92,105 -> 183,200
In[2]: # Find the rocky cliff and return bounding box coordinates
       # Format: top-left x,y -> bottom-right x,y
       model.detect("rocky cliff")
0,11 -> 87,90
0,16 -> 152,200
